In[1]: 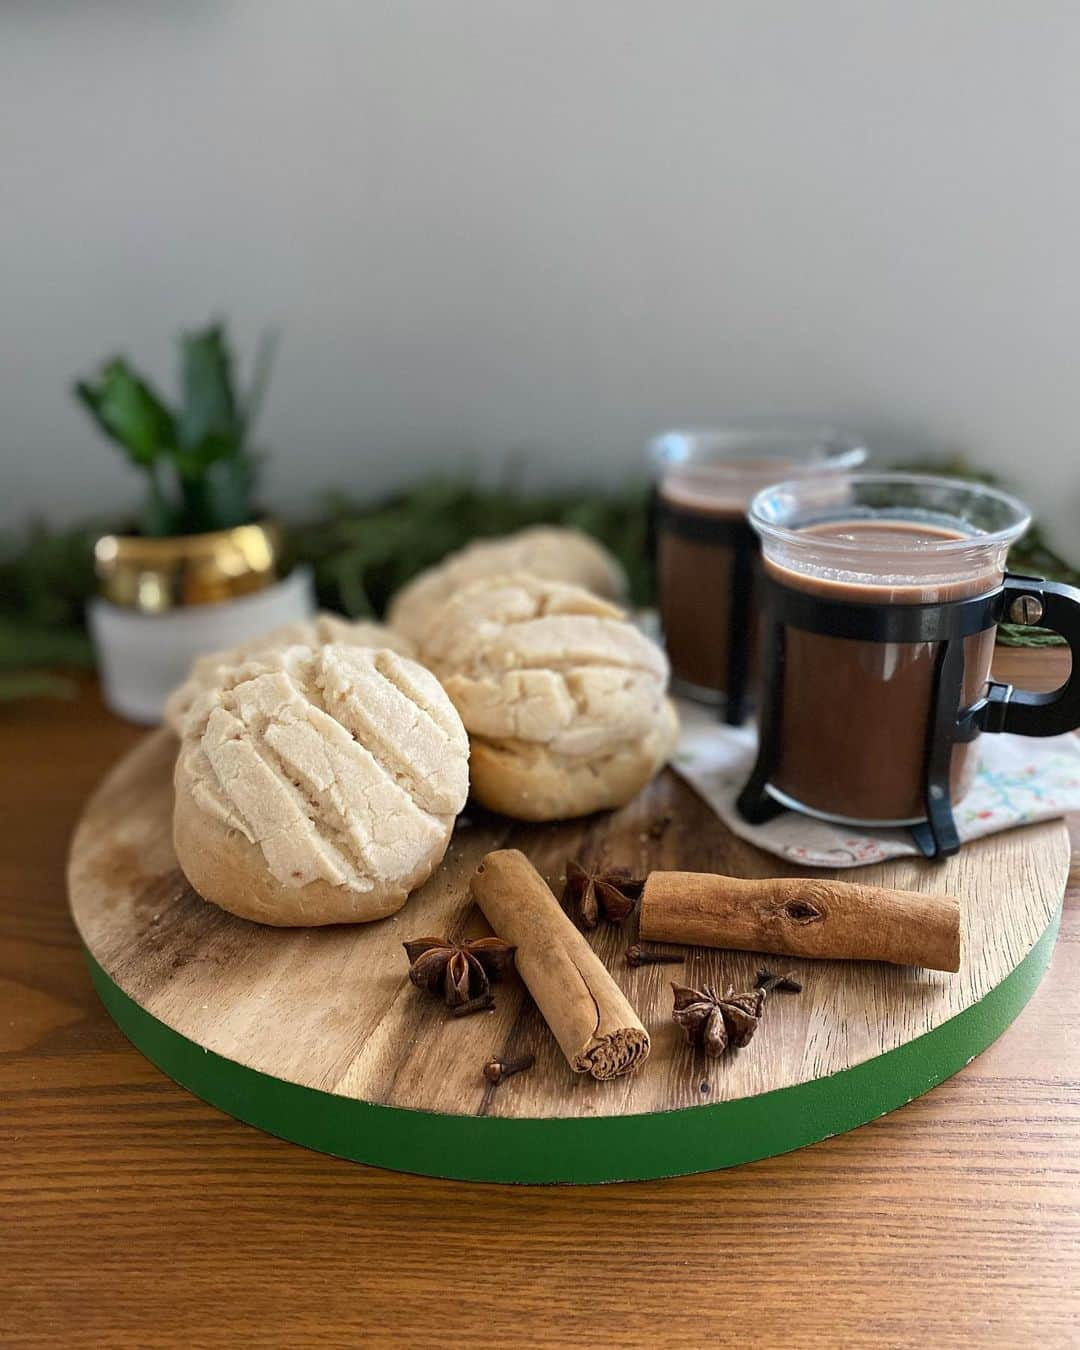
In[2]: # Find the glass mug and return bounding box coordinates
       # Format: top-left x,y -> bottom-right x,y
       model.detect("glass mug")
649,424 -> 867,723
737,473 -> 1080,856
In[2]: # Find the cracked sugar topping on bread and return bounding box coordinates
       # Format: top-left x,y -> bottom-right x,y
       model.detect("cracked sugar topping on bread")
419,574 -> 678,820
177,643 -> 469,892
164,613 -> 415,735
386,526 -> 627,644
421,574 -> 669,756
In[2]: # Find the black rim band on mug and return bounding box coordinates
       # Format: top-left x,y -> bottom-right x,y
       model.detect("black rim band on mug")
737,572 -> 1080,859
652,492 -> 757,726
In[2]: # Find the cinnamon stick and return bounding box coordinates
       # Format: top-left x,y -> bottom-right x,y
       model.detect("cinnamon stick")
471,849 -> 650,1079
639,872 -> 961,972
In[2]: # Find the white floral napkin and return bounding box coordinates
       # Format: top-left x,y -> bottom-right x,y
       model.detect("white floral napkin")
670,698 -> 1080,868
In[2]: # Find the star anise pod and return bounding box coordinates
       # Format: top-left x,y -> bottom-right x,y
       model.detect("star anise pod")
563,860 -> 645,929
403,936 -> 516,1008
671,984 -> 731,1058
671,983 -> 767,1058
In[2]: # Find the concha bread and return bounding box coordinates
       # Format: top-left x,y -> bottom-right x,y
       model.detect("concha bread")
173,643 -> 469,925
387,526 -> 627,645
420,574 -> 678,820
164,613 -> 414,735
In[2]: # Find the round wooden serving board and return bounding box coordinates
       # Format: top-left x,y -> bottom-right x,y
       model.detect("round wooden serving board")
69,728 -> 1068,1184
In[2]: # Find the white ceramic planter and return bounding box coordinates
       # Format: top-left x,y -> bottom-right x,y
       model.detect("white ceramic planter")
89,566 -> 316,724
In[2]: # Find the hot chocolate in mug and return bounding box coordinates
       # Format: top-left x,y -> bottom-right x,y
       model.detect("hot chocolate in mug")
649,423 -> 867,724
737,473 -> 1080,857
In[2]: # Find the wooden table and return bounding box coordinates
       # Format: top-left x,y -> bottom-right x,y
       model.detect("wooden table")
4,651 -> 1078,1349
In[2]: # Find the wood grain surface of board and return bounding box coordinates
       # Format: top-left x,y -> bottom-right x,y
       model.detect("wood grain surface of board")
70,722 -> 1065,1125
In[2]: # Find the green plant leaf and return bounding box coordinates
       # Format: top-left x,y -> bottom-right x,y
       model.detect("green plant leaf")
173,431 -> 242,477
178,452 -> 257,531
74,359 -> 175,467
139,462 -> 184,537
0,520 -> 99,633
0,617 -> 94,672
240,329 -> 279,442
75,322 -> 263,535
0,670 -> 79,702
177,323 -> 240,456
995,623 -> 1066,647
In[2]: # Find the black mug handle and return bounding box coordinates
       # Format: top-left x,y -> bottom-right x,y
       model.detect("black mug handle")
987,576 -> 1080,737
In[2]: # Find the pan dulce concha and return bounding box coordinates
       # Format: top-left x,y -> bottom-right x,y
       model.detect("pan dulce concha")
419,573 -> 678,821
173,643 -> 469,926
386,526 -> 627,645
164,613 -> 415,735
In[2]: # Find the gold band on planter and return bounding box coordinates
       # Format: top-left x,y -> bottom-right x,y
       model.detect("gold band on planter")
93,521 -> 281,612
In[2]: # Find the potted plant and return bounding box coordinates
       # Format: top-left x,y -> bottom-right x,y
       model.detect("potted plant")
76,321 -> 313,722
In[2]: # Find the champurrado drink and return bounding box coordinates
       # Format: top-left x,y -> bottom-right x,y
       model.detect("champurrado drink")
658,461 -> 798,698
766,519 -> 1002,823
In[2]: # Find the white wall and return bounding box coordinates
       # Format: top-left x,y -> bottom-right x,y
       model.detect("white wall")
2,2 -> 1078,552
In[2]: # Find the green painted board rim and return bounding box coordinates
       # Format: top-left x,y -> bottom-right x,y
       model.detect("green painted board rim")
84,905 -> 1060,1186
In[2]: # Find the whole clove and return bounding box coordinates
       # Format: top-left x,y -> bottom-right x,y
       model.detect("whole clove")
755,968 -> 802,994
625,943 -> 684,968
482,1053 -> 535,1085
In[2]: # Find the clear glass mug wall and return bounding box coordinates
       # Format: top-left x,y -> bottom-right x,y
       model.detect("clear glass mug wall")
741,473 -> 1080,831
649,424 -> 867,721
